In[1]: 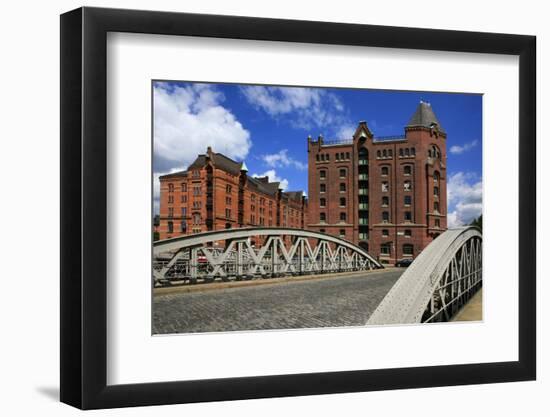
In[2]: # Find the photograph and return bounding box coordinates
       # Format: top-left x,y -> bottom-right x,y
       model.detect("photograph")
151,81 -> 483,334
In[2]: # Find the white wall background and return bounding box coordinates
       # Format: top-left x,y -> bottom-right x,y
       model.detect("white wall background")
0,0 -> 545,415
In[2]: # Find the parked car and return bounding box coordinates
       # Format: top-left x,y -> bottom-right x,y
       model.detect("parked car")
395,258 -> 414,267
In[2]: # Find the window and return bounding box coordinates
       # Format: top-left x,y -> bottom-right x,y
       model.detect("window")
433,171 -> 440,183
181,207 -> 187,217
225,208 -> 231,219
181,183 -> 187,192
404,229 -> 412,237
192,170 -> 200,178
377,150 -> 381,158
326,154 -> 330,161
339,168 -> 346,178
320,170 -> 326,179
404,165 -> 412,175
340,197 -> 346,207
193,213 -> 201,225
181,195 -> 187,203
382,181 -> 389,192
316,154 -> 319,161
399,148 -> 404,157
382,149 -> 387,158
168,207 -> 174,218
226,184 -> 232,193
380,243 -> 391,255
388,149 -> 393,157
346,152 -> 350,160
168,183 -> 174,193
168,195 -> 174,204
434,202 -> 440,213
226,196 -> 232,205
180,221 -> 187,233
404,180 -> 411,191
411,147 -> 416,156
382,229 -> 389,237
251,194 -> 256,202
382,211 -> 389,222
336,153 -> 340,161
320,183 -> 326,193
193,186 -> 201,196
403,244 -> 414,256
404,211 -> 412,222
405,148 -> 410,157
339,229 -> 346,238
340,183 -> 346,192
381,166 -> 389,176
320,213 -> 326,222
382,196 -> 389,206
340,212 -> 347,222
434,186 -> 439,196
404,195 -> 412,206
320,228 -> 325,233
435,218 -> 441,228
320,198 -> 326,207
167,221 -> 173,233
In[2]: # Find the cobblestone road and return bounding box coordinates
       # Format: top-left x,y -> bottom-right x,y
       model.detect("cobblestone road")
153,270 -> 403,334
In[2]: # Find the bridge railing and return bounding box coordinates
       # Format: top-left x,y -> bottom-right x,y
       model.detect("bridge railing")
367,226 -> 482,325
153,227 -> 382,286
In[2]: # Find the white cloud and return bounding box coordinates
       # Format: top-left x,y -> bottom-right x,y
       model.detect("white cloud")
251,169 -> 289,191
240,86 -> 352,136
154,82 -> 251,172
447,172 -> 482,227
336,125 -> 356,139
449,139 -> 478,155
261,149 -> 307,170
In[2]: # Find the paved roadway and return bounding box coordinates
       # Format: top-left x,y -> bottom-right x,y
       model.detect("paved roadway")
153,269 -> 403,334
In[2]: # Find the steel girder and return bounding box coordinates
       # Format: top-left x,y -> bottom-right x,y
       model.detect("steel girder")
153,227 -> 382,284
367,226 -> 482,325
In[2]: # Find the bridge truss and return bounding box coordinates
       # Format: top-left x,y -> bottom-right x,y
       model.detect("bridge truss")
153,227 -> 383,286
367,226 -> 482,324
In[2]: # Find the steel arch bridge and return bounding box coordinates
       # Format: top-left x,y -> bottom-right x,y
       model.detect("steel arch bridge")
153,227 -> 383,285
367,226 -> 482,324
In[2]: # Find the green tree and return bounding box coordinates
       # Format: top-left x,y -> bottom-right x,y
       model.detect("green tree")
470,215 -> 482,231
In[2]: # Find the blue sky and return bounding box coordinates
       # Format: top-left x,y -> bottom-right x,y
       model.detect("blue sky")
153,81 -> 482,227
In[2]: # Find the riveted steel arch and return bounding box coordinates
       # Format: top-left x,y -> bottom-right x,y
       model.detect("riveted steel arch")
367,226 -> 482,325
153,227 -> 383,285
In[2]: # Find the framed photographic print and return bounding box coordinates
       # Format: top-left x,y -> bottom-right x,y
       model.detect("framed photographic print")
60,6 -> 536,409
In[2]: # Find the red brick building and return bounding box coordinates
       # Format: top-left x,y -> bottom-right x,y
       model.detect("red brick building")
158,147 -> 308,240
307,101 -> 447,264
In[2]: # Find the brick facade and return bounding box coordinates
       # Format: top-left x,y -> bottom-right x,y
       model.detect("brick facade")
158,147 -> 308,240
307,102 -> 447,264
158,101 -> 447,265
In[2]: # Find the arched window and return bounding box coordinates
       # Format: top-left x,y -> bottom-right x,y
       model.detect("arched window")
168,183 -> 174,193
388,149 -> 393,157
411,147 -> 416,156
376,150 -> 381,158
434,202 -> 440,213
382,149 -> 387,158
381,166 -> 389,176
430,145 -> 440,159
405,148 -> 410,157
339,168 -> 346,178
399,148 -> 404,157
433,171 -> 440,183
434,186 -> 439,196
404,165 -> 412,175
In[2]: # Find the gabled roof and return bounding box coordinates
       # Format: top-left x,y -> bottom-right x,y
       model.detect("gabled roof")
284,191 -> 303,201
248,175 -> 280,196
187,152 -> 242,175
406,101 -> 445,133
159,170 -> 188,179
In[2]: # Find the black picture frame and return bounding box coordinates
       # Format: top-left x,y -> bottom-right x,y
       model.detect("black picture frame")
60,6 -> 536,410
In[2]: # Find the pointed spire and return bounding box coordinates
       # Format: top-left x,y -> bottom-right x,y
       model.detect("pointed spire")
240,161 -> 248,172
406,101 -> 445,133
